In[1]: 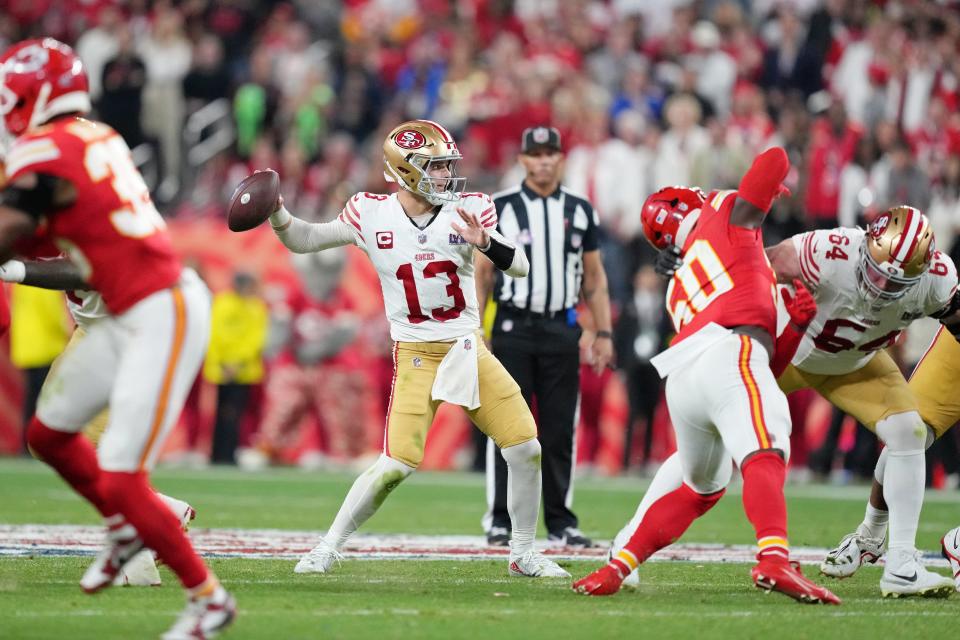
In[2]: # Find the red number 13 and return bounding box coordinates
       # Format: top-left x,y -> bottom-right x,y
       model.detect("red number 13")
396,260 -> 466,323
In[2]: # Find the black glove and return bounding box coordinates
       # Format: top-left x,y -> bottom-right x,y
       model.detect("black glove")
654,245 -> 683,278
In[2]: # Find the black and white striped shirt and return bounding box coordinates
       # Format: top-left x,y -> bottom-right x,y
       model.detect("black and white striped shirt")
492,183 -> 600,313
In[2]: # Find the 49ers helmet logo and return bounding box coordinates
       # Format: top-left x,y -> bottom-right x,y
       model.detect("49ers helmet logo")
870,213 -> 890,237
394,129 -> 426,150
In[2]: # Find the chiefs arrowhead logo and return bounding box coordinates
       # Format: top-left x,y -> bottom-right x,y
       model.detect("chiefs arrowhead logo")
394,130 -> 427,150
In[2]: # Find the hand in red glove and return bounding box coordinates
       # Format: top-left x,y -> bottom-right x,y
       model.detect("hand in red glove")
782,278 -> 816,330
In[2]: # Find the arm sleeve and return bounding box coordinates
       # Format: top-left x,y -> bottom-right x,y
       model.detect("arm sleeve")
483,229 -> 529,277
270,206 -> 356,253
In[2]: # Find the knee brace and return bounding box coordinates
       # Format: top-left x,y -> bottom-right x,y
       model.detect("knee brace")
876,411 -> 927,455
500,438 -> 541,469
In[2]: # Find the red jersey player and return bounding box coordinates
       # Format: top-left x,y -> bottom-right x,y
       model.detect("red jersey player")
572,148 -> 840,604
0,39 -> 234,638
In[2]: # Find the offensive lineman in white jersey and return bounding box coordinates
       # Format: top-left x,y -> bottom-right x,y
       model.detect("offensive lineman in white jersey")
0,257 -> 199,587
260,119 -> 569,578
613,204 -> 959,598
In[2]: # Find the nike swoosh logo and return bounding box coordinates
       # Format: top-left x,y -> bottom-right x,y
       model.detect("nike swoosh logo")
889,571 -> 918,583
953,528 -> 959,550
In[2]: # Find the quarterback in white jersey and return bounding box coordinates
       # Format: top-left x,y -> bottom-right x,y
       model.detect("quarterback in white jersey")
264,119 -> 568,579
611,206 -> 960,598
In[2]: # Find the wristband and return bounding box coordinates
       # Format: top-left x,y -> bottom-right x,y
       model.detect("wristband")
269,205 -> 292,230
0,260 -> 26,283
595,330 -> 613,339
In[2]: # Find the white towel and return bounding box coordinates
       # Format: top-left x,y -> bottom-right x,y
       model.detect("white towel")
431,334 -> 481,409
649,322 -> 732,379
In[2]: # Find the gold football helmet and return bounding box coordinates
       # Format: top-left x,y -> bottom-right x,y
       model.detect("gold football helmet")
383,119 -> 465,205
857,206 -> 934,305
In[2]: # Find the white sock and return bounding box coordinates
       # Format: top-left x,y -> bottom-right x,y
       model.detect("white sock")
612,452 -> 684,551
323,454 -> 414,549
882,451 -> 924,550
860,503 -> 889,540
156,493 -> 192,525
500,439 -> 542,555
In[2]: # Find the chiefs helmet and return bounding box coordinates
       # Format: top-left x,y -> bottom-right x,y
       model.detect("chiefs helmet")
383,120 -> 465,205
0,38 -> 90,138
641,186 -> 706,250
857,206 -> 934,306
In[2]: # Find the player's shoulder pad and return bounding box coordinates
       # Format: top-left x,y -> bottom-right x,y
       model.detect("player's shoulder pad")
459,192 -> 497,228
4,133 -> 62,182
796,226 -> 860,287
338,192 -> 373,234
926,250 -> 959,308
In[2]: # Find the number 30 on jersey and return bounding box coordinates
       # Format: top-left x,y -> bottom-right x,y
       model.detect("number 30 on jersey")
666,240 -> 734,331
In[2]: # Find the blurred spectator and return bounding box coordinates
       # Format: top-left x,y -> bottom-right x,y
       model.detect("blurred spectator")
203,272 -> 269,465
876,137 -> 931,213
240,251 -> 368,470
75,6 -> 122,102
615,265 -> 671,472
98,25 -> 147,149
233,46 -> 281,158
139,6 -> 192,203
803,99 -> 862,229
690,117 -> 750,191
183,33 -> 232,110
10,286 -> 70,454
837,136 -> 880,228
652,93 -> 709,190
928,154 -> 960,261
760,4 -> 823,104
689,21 -> 736,117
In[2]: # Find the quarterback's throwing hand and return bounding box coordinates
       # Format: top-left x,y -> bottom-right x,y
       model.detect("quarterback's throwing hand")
783,278 -> 817,330
452,207 -> 491,249
654,245 -> 683,278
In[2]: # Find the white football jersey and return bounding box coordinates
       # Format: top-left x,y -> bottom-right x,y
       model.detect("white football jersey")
783,227 -> 958,375
337,191 -> 498,342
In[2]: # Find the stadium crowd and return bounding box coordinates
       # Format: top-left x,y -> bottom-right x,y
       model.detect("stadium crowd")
4,0 -> 960,484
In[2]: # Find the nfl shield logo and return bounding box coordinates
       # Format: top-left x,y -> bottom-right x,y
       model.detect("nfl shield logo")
464,338 -> 472,351
413,357 -> 422,368
418,233 -> 428,245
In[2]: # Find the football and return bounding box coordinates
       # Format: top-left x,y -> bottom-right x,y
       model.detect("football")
227,169 -> 281,232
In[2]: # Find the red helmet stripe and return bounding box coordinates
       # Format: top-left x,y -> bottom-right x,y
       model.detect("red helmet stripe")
892,207 -> 920,263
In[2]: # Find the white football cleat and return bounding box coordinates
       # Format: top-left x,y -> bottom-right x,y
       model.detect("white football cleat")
294,539 -> 343,574
114,548 -> 162,587
161,586 -> 236,640
508,550 -> 571,578
820,529 -> 885,578
80,519 -> 146,594
941,526 -> 960,591
880,548 -> 954,598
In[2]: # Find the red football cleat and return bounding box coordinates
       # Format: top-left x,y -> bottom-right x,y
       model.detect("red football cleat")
572,564 -> 625,596
752,557 -> 841,605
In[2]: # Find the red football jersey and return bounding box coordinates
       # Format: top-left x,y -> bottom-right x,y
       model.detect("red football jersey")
4,117 -> 181,314
666,190 -> 778,345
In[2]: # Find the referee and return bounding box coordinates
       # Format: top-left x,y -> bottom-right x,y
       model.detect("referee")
476,126 -> 613,548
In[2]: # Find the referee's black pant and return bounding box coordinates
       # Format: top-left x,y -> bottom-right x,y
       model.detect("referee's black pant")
485,307 -> 581,535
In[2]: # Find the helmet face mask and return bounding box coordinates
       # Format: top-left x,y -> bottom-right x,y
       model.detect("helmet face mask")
855,206 -> 934,310
383,120 -> 466,206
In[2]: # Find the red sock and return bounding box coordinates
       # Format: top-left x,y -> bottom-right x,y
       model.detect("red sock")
612,484 -> 724,575
741,451 -> 789,560
26,417 -> 115,518
100,470 -> 209,589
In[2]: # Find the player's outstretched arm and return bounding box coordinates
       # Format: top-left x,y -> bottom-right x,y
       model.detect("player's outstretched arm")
766,239 -> 803,285
453,207 -> 528,277
0,257 -> 89,290
730,147 -> 791,229
269,198 -> 356,254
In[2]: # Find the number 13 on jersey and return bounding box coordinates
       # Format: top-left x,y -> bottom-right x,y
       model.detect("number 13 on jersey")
666,240 -> 734,330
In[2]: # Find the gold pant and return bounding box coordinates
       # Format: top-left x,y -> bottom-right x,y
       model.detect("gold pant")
777,349 -> 917,430
908,327 -> 960,438
385,334 -> 536,468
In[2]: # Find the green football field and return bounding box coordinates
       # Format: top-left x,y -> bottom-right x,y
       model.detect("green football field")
1,458 -> 958,639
